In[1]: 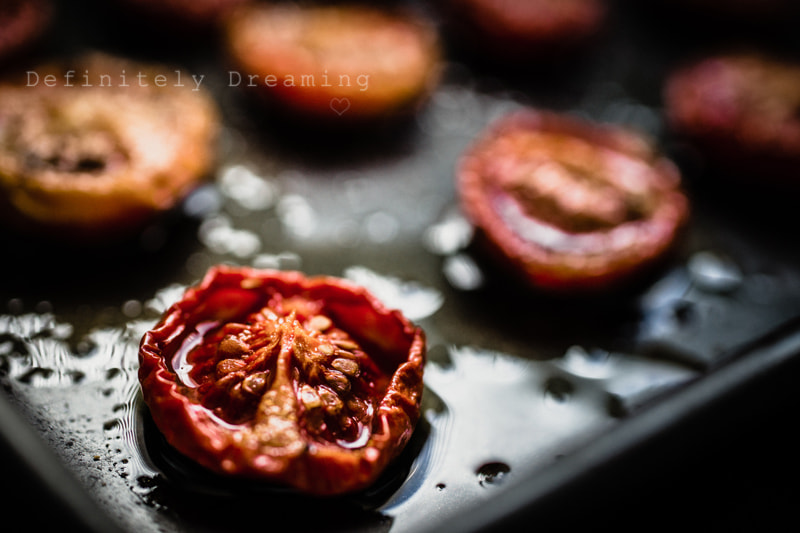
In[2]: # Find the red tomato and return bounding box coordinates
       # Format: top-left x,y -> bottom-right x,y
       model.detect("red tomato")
664,52 -> 800,186
224,3 -> 441,121
440,0 -> 606,61
138,265 -> 426,495
117,0 -> 252,29
457,110 -> 689,292
0,0 -> 52,63
0,53 -> 219,242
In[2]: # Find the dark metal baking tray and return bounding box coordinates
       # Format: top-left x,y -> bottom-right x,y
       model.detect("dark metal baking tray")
3,1 -> 800,531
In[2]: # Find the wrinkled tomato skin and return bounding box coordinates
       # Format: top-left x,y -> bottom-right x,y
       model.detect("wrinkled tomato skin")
0,54 -> 218,242
457,110 -> 689,293
224,3 -> 441,122
0,0 -> 52,64
664,53 -> 800,187
138,266 -> 426,496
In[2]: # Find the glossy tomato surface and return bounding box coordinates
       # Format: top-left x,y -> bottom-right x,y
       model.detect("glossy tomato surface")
0,53 -> 219,242
224,3 -> 441,121
138,265 -> 426,496
457,110 -> 689,292
664,52 -> 800,186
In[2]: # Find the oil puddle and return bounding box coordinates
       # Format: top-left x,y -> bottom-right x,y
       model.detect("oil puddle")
378,343 -> 697,533
636,252 -> 800,369
0,268 -> 700,533
343,266 -> 444,321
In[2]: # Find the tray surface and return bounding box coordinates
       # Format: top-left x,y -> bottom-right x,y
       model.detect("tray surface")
2,2 -> 800,531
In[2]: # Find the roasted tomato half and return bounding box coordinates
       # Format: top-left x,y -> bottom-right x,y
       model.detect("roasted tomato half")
117,0 -> 252,29
138,266 -> 426,496
440,0 -> 606,61
0,53 -> 218,242
457,110 -> 689,292
664,52 -> 800,186
224,3 -> 441,121
0,0 -> 52,63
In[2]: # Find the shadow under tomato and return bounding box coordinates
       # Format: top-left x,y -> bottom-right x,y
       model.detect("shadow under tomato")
225,87 -> 425,173
137,398 -> 432,532
0,205 -> 200,307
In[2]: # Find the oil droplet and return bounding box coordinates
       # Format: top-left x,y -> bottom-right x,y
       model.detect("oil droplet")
343,266 -> 443,321
7,298 -> 23,314
364,211 -> 399,243
35,300 -> 53,314
252,251 -> 303,271
477,462 -> 510,487
687,251 -> 743,293
121,300 -> 142,318
198,215 -> 261,258
423,211 -> 473,255
219,164 -> 277,211
182,184 -> 222,218
560,345 -> 613,379
671,300 -> 694,324
443,253 -> 484,291
544,376 -> 573,404
277,194 -> 317,239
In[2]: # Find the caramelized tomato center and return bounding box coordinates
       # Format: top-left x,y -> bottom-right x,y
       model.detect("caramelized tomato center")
183,293 -> 390,447
488,131 -> 652,233
1,95 -> 129,176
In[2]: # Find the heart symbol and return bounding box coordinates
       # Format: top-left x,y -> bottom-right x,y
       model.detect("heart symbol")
329,97 -> 351,116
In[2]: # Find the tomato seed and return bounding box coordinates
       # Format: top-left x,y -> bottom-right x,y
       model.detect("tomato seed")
331,358 -> 359,377
331,338 -> 359,351
324,369 -> 351,394
307,315 -> 332,331
242,371 -> 269,395
317,343 -> 335,356
216,358 -> 247,376
318,386 -> 343,415
299,384 -> 322,409
218,336 -> 249,357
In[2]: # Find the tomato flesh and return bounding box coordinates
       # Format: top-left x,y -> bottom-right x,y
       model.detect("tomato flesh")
457,110 -> 689,292
224,3 -> 441,120
664,52 -> 800,186
0,53 -> 218,242
139,266 -> 426,495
